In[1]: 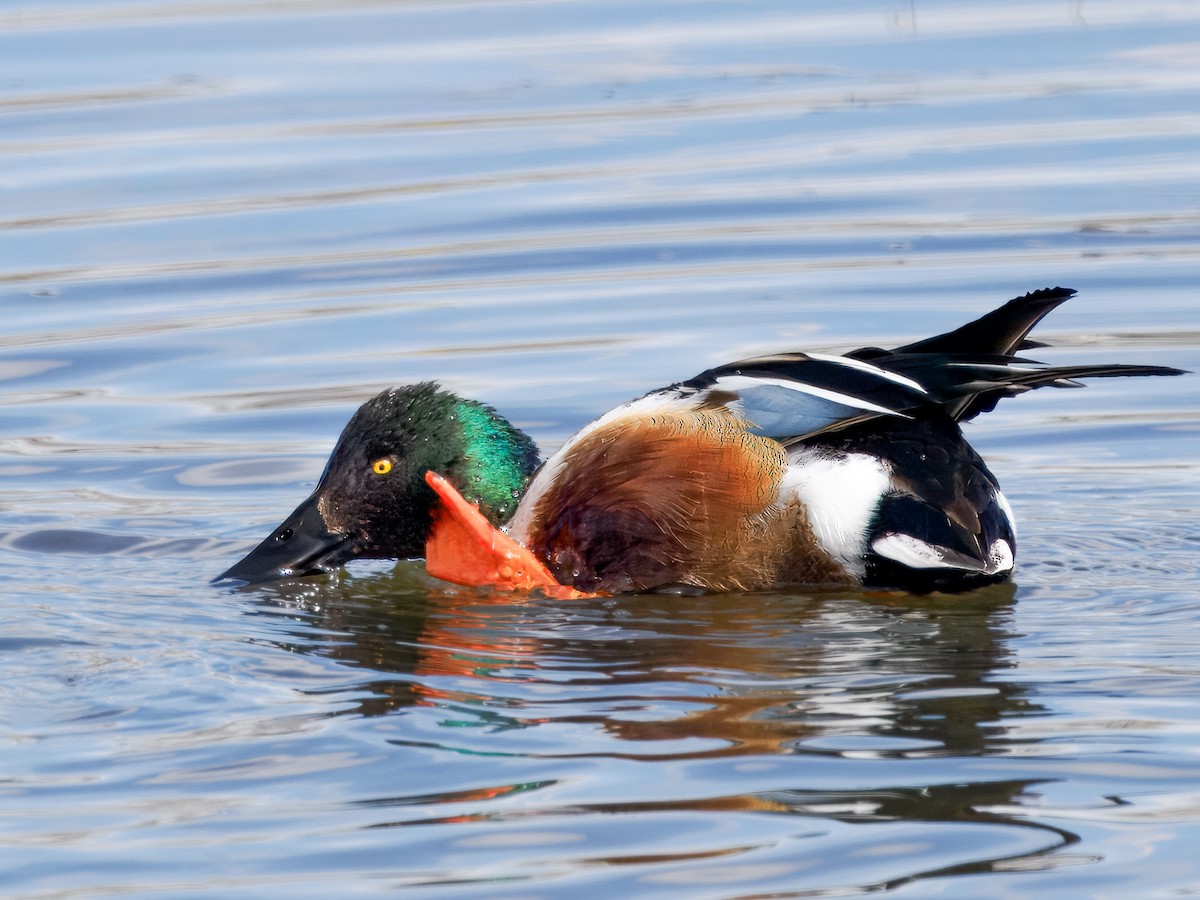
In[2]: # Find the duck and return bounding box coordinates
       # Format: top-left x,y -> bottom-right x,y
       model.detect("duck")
218,287 -> 1184,593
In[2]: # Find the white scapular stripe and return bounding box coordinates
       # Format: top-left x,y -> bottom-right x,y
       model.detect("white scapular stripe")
713,374 -> 907,417
804,352 -> 929,394
945,362 -> 1041,373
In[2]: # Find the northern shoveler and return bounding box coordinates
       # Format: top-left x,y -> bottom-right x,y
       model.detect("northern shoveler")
218,287 -> 1184,593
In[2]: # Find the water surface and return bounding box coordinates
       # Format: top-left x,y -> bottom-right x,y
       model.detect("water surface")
2,1 -> 1199,896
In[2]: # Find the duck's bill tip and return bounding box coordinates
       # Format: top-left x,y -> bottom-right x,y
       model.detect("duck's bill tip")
423,470 -> 590,599
214,493 -> 358,586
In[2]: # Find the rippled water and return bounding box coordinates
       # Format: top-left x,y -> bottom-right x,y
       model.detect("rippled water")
3,1 -> 1199,896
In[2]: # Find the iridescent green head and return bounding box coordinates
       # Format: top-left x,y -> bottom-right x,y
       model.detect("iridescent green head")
218,383 -> 539,583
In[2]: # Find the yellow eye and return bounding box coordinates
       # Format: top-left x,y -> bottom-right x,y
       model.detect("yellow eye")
371,458 -> 393,476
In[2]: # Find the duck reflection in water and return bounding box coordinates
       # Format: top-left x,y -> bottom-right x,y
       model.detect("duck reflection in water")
274,579 -> 1028,755
252,576 -> 1071,858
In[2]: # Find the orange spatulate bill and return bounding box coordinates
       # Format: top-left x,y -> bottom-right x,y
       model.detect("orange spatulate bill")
424,470 -> 592,600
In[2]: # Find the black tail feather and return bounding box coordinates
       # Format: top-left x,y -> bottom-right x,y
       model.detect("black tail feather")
953,362 -> 1187,420
855,287 -> 1187,421
730,287 -> 1185,437
893,287 -> 1078,358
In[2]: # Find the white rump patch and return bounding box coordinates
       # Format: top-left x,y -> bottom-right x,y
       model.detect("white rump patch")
780,451 -> 891,578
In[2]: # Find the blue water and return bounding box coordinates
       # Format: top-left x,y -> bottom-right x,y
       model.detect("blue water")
2,1 -> 1199,896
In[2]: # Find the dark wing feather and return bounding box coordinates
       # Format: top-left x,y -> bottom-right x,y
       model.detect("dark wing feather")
852,287 -> 1186,422
872,355 -> 1186,422
679,355 -> 930,443
680,286 -> 1185,440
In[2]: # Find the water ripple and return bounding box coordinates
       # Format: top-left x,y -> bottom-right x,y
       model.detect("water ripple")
2,1 -> 1199,897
